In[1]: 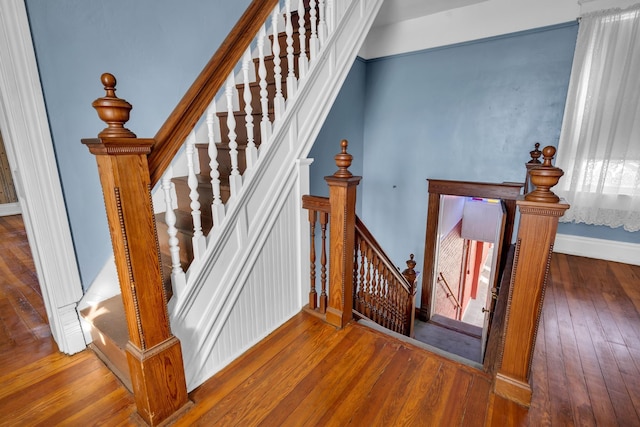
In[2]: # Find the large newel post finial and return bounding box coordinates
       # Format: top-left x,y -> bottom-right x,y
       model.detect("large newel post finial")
92,73 -> 136,138
333,139 -> 353,178
525,145 -> 564,203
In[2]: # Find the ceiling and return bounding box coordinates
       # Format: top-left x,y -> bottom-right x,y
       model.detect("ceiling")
373,0 -> 490,27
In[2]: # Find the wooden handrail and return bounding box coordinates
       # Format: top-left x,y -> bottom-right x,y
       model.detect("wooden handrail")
302,195 -> 330,213
355,216 -> 413,295
148,0 -> 279,186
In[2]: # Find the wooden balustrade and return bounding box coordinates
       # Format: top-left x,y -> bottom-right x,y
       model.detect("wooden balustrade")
302,141 -> 415,336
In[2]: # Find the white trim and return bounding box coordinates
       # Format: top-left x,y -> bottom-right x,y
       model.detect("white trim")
0,202 -> 20,216
0,0 -> 85,354
554,233 -> 640,266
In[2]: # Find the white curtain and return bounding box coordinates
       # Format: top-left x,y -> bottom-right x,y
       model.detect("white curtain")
556,5 -> 640,232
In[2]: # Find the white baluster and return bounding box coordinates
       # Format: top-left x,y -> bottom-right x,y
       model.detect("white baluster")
242,48 -> 257,171
225,72 -> 242,197
318,0 -> 327,47
257,24 -> 272,145
186,130 -> 205,259
297,0 -> 308,78
285,0 -> 297,97
327,0 -> 335,35
162,165 -> 186,295
272,5 -> 285,122
207,101 -> 225,226
309,0 -> 319,60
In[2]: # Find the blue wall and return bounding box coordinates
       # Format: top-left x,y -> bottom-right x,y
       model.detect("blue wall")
308,58 -> 366,212
26,0 -> 251,289
313,22 -> 640,273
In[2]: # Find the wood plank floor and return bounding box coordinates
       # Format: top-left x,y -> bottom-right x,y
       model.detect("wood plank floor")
1,214 -> 639,426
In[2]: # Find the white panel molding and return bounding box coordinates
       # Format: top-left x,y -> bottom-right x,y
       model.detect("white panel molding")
554,233 -> 640,266
0,0 -> 85,354
0,202 -> 20,216
168,0 -> 384,391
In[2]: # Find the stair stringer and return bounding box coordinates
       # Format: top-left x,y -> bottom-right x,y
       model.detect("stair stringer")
168,0 -> 384,392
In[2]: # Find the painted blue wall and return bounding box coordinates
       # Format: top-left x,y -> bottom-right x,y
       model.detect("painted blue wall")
312,23 -> 640,273
26,0 -> 251,289
360,23 -> 582,271
308,58 -> 366,212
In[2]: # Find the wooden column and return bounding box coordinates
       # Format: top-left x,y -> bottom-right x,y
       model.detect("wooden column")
325,140 -> 361,328
83,74 -> 190,426
494,146 -> 568,407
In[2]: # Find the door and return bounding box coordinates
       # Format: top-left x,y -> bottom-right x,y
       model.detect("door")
480,200 -> 506,358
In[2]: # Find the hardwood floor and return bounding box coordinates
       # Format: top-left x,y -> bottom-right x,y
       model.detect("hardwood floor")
1,213 -> 639,426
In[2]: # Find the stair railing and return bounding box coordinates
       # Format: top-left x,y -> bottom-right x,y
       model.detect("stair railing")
302,140 -> 416,337
436,272 -> 462,311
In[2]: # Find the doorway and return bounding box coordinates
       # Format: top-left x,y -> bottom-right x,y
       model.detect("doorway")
416,179 -> 522,365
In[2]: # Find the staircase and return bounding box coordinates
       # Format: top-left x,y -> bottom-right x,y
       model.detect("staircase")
80,0 -> 385,408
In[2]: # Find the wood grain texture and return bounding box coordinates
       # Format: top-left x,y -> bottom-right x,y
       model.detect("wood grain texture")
2,214 -> 639,426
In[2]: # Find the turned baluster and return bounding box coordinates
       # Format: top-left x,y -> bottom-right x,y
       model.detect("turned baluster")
257,24 -> 272,143
325,140 -> 361,328
242,48 -> 257,171
186,130 -> 205,260
224,73 -> 242,196
318,0 -> 327,47
308,210 -> 317,309
319,211 -> 329,313
206,101 -> 225,226
271,5 -> 285,121
297,0 -> 309,78
309,0 -> 319,59
162,165 -> 187,295
285,0 -> 298,97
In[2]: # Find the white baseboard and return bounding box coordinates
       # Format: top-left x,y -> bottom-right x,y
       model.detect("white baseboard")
554,233 -> 640,266
0,202 -> 21,216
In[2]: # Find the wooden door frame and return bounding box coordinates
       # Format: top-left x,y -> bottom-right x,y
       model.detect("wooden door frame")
0,0 -> 85,354
419,179 -> 523,322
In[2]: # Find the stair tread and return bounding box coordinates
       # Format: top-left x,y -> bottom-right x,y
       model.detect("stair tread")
81,295 -> 129,348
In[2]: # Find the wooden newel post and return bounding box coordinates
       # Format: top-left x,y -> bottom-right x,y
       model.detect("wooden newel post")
402,254 -> 417,337
82,73 -> 190,426
495,146 -> 569,407
325,140 -> 361,329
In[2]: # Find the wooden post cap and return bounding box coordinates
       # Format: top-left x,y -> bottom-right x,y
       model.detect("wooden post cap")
91,73 -> 136,138
528,142 -> 542,164
525,146 -> 564,203
333,139 -> 353,178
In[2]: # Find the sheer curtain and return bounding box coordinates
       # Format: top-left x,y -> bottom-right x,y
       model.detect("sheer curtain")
555,5 -> 640,232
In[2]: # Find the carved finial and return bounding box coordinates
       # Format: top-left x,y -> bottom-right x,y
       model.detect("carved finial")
402,254 -> 417,294
528,142 -> 542,164
525,145 -> 564,203
333,139 -> 353,178
91,73 -> 136,138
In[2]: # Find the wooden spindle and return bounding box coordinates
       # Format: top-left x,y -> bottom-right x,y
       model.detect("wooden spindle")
206,101 -> 225,226
325,140 -> 361,328
308,209 -> 317,310
83,73 -> 189,425
319,210 -> 328,313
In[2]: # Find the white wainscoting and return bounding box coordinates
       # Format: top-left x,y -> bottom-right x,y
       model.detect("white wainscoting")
554,233 -> 640,266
